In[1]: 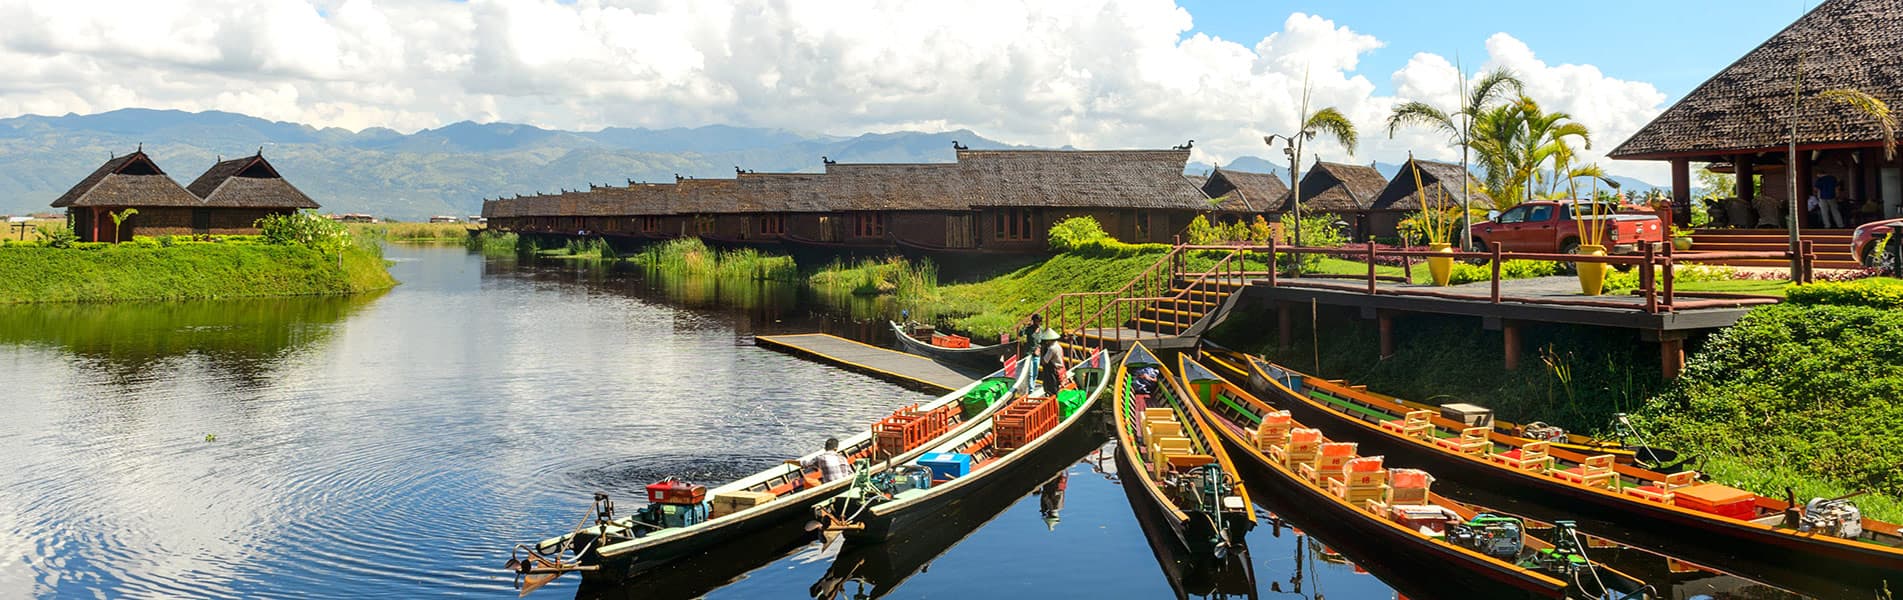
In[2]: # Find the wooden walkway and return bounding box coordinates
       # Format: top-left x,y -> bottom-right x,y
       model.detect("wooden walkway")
754,333 -> 980,393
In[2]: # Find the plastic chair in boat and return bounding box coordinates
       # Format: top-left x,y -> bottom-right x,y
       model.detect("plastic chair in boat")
1380,410 -> 1436,439
1434,426 -> 1491,455
1307,442 -> 1358,483
1272,427 -> 1322,467
1551,454 -> 1617,488
1326,456 -> 1387,505
1623,471 -> 1699,503
1487,441 -> 1552,471
1385,468 -> 1434,506
1253,410 -> 1293,452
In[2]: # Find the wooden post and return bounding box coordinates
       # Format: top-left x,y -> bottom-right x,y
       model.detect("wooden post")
1734,156 -> 1755,205
1661,241 -> 1675,311
1661,336 -> 1686,380
1641,243 -> 1657,313
1366,242 -> 1377,295
1490,242 -> 1503,303
1278,302 -> 1293,352
1267,237 -> 1278,288
1502,320 -> 1521,371
1378,311 -> 1395,360
1801,239 -> 1815,284
1670,158 -> 1692,217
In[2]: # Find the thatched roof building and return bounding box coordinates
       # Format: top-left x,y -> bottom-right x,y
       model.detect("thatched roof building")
52,149 -> 319,242
1365,158 -> 1492,240
186,153 -> 319,209
1201,167 -> 1289,215
954,149 -> 1210,210
52,150 -> 200,209
1288,162 -> 1387,212
1610,0 -> 1903,224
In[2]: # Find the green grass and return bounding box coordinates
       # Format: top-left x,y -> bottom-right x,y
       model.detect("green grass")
937,249 -> 1170,338
0,241 -> 395,303
465,230 -> 522,256
348,222 -> 477,242
1672,279 -> 1791,297
631,238 -> 798,281
810,256 -> 938,298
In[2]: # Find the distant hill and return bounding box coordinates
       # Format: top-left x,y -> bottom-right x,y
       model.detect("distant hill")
0,109 -> 1018,219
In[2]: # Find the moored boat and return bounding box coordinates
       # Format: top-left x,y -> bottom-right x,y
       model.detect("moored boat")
1217,351 -> 1903,599
506,356 -> 1032,589
814,349 -> 1111,543
1110,343 -> 1255,561
888,320 -> 1016,368
1176,355 -> 1662,599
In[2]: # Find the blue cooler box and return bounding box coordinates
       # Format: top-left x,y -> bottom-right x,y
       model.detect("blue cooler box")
917,452 -> 973,481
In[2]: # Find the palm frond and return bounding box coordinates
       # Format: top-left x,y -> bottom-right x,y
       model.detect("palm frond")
1305,107 -> 1359,156
1820,88 -> 1899,161
1467,68 -> 1524,113
1386,101 -> 1456,140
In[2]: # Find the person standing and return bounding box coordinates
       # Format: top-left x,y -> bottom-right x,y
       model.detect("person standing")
1815,170 -> 1846,228
1036,328 -> 1065,394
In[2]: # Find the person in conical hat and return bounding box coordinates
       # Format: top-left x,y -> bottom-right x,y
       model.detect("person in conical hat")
1036,328 -> 1065,394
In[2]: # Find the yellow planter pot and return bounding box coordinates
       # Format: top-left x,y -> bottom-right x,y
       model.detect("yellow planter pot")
1576,244 -> 1608,296
1426,243 -> 1454,286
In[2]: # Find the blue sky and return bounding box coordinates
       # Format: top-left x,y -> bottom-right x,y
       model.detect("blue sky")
1178,0 -> 1808,103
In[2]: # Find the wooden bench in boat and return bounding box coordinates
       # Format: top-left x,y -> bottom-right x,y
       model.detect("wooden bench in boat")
1487,440 -> 1552,471
1551,454 -> 1617,488
1379,410 -> 1436,438
1433,426 -> 1490,455
1622,471 -> 1699,503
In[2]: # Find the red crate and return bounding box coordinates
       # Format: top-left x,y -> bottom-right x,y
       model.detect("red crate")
930,333 -> 971,348
645,478 -> 707,505
994,397 -> 1060,451
873,403 -> 955,459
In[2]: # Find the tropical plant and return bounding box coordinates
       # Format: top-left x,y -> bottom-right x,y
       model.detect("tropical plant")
257,211 -> 349,254
1818,88 -> 1899,161
1387,66 -> 1523,246
35,224 -> 77,249
1468,96 -> 1595,208
109,208 -> 139,243
1270,70 -> 1358,261
1407,153 -> 1460,246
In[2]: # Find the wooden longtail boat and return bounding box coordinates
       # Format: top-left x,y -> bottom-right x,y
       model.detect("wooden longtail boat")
811,444 -> 1100,599
507,357 -> 1033,588
1177,355 -> 1627,600
1217,351 -> 1903,599
888,321 -> 1016,368
1112,343 -> 1255,561
817,350 -> 1111,543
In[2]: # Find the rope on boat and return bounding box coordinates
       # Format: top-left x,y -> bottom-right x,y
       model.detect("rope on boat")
1565,528 -> 1612,599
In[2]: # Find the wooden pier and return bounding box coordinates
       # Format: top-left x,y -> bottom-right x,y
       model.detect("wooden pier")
754,333 -> 982,393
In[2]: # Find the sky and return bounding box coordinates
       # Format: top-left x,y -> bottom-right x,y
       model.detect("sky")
0,0 -> 1818,182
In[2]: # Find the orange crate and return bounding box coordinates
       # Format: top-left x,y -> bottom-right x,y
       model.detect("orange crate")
930,334 -> 972,348
873,403 -> 955,459
994,398 -> 1060,451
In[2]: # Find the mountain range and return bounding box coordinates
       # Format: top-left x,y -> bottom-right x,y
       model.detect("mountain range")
0,109 -> 1659,220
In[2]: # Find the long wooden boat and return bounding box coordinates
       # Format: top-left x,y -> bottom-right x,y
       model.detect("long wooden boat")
507,357 -> 1033,588
811,442 -> 1101,599
1111,343 -> 1255,561
817,349 -> 1111,542
1178,355 -> 1604,599
1219,351 -> 1903,599
888,320 -> 1015,368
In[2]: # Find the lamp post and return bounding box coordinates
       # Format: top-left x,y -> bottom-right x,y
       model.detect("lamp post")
1265,134 -> 1303,277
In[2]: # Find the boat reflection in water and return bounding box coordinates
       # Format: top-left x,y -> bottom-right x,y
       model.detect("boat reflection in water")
572,515 -> 812,600
812,436 -> 1102,599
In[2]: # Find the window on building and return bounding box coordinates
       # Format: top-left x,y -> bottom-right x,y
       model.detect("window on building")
696,215 -> 715,235
853,212 -> 885,238
1135,211 -> 1151,240
995,208 -> 1034,241
759,214 -> 785,235
637,216 -> 659,233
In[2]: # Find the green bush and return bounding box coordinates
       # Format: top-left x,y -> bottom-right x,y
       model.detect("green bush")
35,224 -> 77,249
130,236 -> 160,248
1785,278 -> 1903,309
257,211 -> 348,254
1637,303 -> 1903,519
1048,216 -> 1111,252
1604,265 -> 1736,294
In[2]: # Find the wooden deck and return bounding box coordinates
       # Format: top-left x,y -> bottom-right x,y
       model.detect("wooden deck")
754,333 -> 981,393
1249,276 -> 1762,331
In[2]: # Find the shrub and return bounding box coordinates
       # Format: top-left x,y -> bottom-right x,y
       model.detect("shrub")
1279,213 -> 1347,271
1605,265 -> 1736,294
257,211 -> 348,254
130,236 -> 161,249
1785,278 -> 1903,309
1048,216 -> 1111,252
35,224 -> 77,249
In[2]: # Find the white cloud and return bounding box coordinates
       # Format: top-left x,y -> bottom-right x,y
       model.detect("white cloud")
0,0 -> 1674,183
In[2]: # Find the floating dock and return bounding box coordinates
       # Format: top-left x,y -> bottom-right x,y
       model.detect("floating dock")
754,333 -> 981,393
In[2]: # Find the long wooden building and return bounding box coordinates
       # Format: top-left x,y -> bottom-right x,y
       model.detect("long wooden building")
481,146 -> 1232,255
52,149 -> 319,242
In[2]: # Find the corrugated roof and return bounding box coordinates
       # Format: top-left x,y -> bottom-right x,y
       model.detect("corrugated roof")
1610,0 -> 1903,159
1286,162 -> 1386,212
1202,167 -> 1289,213
50,151 -> 202,208
1369,158 -> 1493,211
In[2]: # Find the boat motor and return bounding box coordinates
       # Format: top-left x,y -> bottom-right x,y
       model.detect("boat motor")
1520,421 -> 1568,443
1448,514 -> 1525,560
1800,496 -> 1865,539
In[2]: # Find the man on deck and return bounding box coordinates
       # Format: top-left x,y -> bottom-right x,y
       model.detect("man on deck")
790,437 -> 852,483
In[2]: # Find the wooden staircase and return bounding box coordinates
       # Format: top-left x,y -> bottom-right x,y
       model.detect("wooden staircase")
1016,245 -> 1261,352
1687,229 -> 1862,270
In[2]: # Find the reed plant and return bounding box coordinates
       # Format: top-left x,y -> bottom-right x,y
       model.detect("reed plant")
465,230 -> 521,256
632,238 -> 797,281
809,256 -> 937,298
348,221 -> 475,241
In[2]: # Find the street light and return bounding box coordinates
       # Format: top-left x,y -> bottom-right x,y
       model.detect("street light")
1265,134 -> 1306,276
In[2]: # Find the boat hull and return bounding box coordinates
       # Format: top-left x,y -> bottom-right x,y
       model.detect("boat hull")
575,478 -> 842,582
888,321 -> 1016,370
846,420 -> 1101,543
1242,360 -> 1903,599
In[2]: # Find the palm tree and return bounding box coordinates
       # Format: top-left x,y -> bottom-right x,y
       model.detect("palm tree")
1819,88 -> 1899,160
1387,67 -> 1522,249
1266,72 -> 1358,258
110,208 -> 138,243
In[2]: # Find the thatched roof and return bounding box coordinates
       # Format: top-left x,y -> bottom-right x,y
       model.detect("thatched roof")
1286,162 -> 1386,212
1610,0 -> 1903,160
1201,167 -> 1289,213
816,163 -> 966,212
954,149 -> 1210,209
738,172 -> 829,212
51,150 -> 202,208
674,178 -> 751,213
1369,158 -> 1493,211
187,154 -> 320,209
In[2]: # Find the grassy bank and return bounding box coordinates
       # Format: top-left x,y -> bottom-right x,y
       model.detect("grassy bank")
465,230 -> 523,257
810,256 -> 938,297
633,238 -> 798,280
0,240 -> 395,303
349,221 -> 478,242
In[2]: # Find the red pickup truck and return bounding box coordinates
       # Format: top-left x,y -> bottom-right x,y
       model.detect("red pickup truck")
1470,200 -> 1664,255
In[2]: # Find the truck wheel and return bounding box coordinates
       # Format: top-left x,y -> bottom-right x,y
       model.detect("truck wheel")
1866,238 -> 1901,275
1559,240 -> 1581,274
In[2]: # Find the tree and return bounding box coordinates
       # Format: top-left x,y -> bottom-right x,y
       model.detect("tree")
1267,71 -> 1358,266
1468,96 -> 1593,208
110,208 -> 138,243
1819,88 -> 1899,161
1387,67 -> 1523,248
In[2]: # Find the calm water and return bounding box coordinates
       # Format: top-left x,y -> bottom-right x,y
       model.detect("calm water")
0,244 -> 1798,599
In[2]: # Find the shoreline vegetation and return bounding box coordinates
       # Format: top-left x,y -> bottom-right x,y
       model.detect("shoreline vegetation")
1,214 -> 396,304
348,221 -> 479,243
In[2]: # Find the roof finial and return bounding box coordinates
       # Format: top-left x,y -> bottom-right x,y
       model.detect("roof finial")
822,156 -> 835,165
627,178 -> 636,186
136,142 -> 143,153
735,165 -> 744,174
1172,140 -> 1193,150
674,173 -> 682,182
952,140 -> 967,150
256,146 -> 264,156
